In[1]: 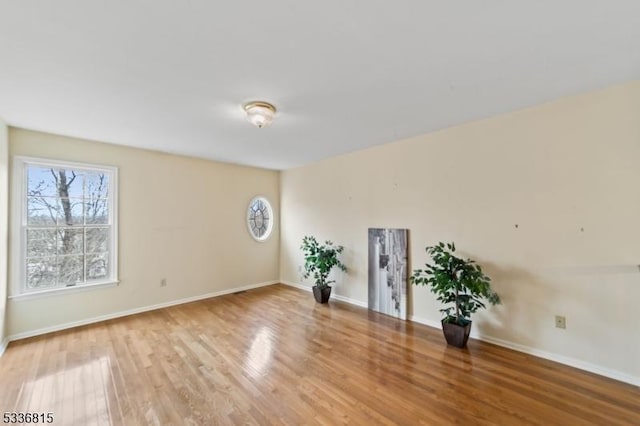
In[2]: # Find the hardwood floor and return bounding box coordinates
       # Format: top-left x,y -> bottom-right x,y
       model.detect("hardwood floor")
1,284 -> 638,425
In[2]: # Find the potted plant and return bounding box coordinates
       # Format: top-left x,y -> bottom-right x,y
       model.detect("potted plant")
410,242 -> 500,348
300,236 -> 347,303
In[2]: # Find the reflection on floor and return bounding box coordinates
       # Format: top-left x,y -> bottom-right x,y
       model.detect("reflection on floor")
1,284 -> 638,425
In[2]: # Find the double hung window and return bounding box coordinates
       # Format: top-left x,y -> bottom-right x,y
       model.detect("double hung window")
12,157 -> 118,296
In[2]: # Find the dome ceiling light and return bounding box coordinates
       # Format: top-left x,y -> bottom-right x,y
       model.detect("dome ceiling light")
243,101 -> 277,128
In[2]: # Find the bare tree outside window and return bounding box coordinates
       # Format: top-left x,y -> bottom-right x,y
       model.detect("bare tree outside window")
26,166 -> 111,289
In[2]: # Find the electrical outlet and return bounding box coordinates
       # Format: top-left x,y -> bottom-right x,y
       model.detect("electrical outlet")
160,278 -> 167,287
555,315 -> 566,329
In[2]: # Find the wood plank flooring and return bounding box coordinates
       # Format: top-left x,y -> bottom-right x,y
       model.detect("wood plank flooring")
1,284 -> 638,425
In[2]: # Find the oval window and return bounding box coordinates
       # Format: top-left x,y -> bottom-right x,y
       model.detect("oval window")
247,196 -> 273,241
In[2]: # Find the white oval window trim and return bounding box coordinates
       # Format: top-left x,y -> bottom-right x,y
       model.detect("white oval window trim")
247,196 -> 274,242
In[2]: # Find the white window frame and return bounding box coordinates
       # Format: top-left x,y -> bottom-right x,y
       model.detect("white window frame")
246,195 -> 274,242
10,156 -> 119,299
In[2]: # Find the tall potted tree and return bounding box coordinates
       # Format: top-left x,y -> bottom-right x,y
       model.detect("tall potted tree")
410,242 -> 501,348
300,236 -> 347,303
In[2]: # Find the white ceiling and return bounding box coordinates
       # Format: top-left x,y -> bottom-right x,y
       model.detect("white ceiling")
1,1 -> 638,170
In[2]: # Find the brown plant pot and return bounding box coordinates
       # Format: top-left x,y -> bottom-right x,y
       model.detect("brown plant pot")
312,286 -> 332,303
442,320 -> 472,348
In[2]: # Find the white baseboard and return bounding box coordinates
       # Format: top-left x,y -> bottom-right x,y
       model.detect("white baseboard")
409,315 -> 639,387
282,281 -> 638,387
280,280 -> 311,292
0,337 -> 8,357
332,293 -> 368,308
6,279 -> 639,386
280,281 -> 368,308
409,315 -> 442,329
6,280 -> 278,344
477,334 -> 640,387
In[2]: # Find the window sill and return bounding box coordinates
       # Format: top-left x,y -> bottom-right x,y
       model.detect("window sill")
9,280 -> 120,301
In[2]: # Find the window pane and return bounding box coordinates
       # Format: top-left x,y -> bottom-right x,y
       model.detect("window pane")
85,198 -> 109,224
57,198 -> 84,226
27,257 -> 58,289
247,197 -> 273,241
85,172 -> 109,199
86,228 -> 109,253
87,253 -> 109,281
27,167 -> 58,197
56,228 -> 84,255
58,255 -> 84,286
27,197 -> 59,226
21,160 -> 116,294
27,229 -> 57,258
56,169 -> 83,198
28,167 -> 84,198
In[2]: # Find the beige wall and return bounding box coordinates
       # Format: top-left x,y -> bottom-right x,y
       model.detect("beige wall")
0,118 -> 7,350
280,81 -> 640,384
7,128 -> 280,336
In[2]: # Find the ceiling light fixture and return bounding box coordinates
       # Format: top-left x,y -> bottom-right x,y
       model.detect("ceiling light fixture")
243,101 -> 277,128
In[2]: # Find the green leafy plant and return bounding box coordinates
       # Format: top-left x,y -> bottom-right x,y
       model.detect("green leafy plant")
410,242 -> 500,326
300,236 -> 347,289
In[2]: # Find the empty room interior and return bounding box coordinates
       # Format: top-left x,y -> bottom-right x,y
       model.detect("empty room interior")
1,1 -> 639,425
